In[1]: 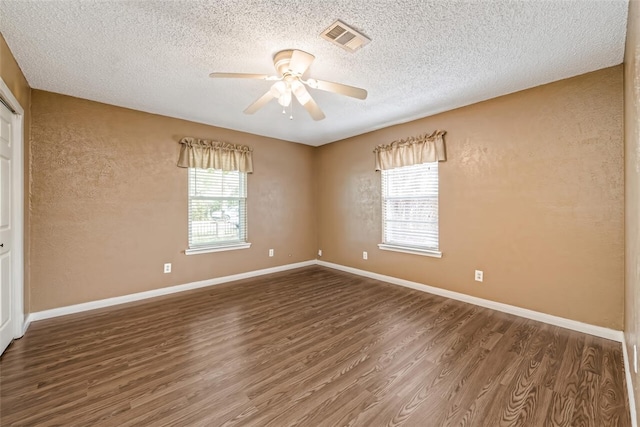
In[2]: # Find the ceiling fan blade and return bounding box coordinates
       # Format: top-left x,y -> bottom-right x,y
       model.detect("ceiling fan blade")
210,72 -> 271,79
243,90 -> 275,114
288,50 -> 315,75
303,97 -> 325,121
308,79 -> 368,100
292,84 -> 325,121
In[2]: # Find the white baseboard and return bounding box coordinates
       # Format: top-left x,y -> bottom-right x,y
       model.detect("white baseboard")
24,259 -> 624,344
622,335 -> 639,427
21,314 -> 31,337
316,260 -> 624,342
28,260 -> 316,323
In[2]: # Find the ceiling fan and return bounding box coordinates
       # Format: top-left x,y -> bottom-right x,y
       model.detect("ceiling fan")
209,49 -> 367,121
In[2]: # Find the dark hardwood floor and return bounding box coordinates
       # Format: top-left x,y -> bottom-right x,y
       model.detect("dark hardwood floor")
0,266 -> 631,426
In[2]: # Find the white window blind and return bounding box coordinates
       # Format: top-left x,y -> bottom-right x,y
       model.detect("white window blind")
188,168 -> 247,249
381,162 -> 439,252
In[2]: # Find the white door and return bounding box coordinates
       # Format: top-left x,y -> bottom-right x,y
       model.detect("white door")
0,102 -> 13,355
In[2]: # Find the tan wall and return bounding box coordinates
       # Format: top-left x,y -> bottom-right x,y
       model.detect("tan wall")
625,0 -> 640,420
0,33 -> 31,317
317,66 -> 624,330
29,90 -> 316,311
22,44 -> 627,333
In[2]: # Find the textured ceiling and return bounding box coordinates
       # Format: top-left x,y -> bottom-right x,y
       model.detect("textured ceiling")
0,0 -> 629,146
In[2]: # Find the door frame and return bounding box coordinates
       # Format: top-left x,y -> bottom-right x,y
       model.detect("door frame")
0,77 -> 25,339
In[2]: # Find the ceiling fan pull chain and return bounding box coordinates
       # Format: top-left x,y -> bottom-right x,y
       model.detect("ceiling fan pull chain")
290,102 -> 293,120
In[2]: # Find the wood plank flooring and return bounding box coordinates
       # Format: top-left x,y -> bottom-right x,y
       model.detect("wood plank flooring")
0,266 -> 631,426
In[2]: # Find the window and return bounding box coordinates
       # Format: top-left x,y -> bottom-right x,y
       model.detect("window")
379,162 -> 441,257
186,168 -> 249,254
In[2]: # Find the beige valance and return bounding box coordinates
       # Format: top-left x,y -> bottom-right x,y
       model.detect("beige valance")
374,130 -> 446,171
177,137 -> 253,173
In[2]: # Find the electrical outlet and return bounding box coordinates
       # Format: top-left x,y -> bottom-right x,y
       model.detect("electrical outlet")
164,263 -> 171,274
474,270 -> 483,282
634,344 -> 638,374
268,249 -> 274,257
318,249 -> 322,257
363,251 -> 368,260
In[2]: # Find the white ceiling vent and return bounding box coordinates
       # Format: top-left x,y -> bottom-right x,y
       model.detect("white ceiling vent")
320,20 -> 371,53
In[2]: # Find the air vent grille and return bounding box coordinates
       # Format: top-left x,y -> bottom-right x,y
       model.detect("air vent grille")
320,20 -> 371,53
326,25 -> 347,40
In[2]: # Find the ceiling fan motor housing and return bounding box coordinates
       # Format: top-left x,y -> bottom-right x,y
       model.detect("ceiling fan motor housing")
273,49 -> 314,77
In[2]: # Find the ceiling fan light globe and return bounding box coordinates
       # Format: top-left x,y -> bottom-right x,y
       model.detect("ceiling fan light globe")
270,81 -> 287,97
278,91 -> 292,107
298,95 -> 311,105
291,80 -> 311,105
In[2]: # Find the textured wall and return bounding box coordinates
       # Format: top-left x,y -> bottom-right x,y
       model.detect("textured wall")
0,33 -> 31,317
625,0 -> 640,420
26,64 -> 627,332
29,90 -> 316,311
316,66 -> 624,329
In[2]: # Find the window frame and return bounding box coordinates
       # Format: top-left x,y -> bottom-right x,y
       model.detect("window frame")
378,162 -> 442,258
185,167 -> 251,255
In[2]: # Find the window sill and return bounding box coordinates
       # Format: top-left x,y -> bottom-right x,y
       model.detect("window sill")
185,243 -> 251,255
378,244 -> 442,258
